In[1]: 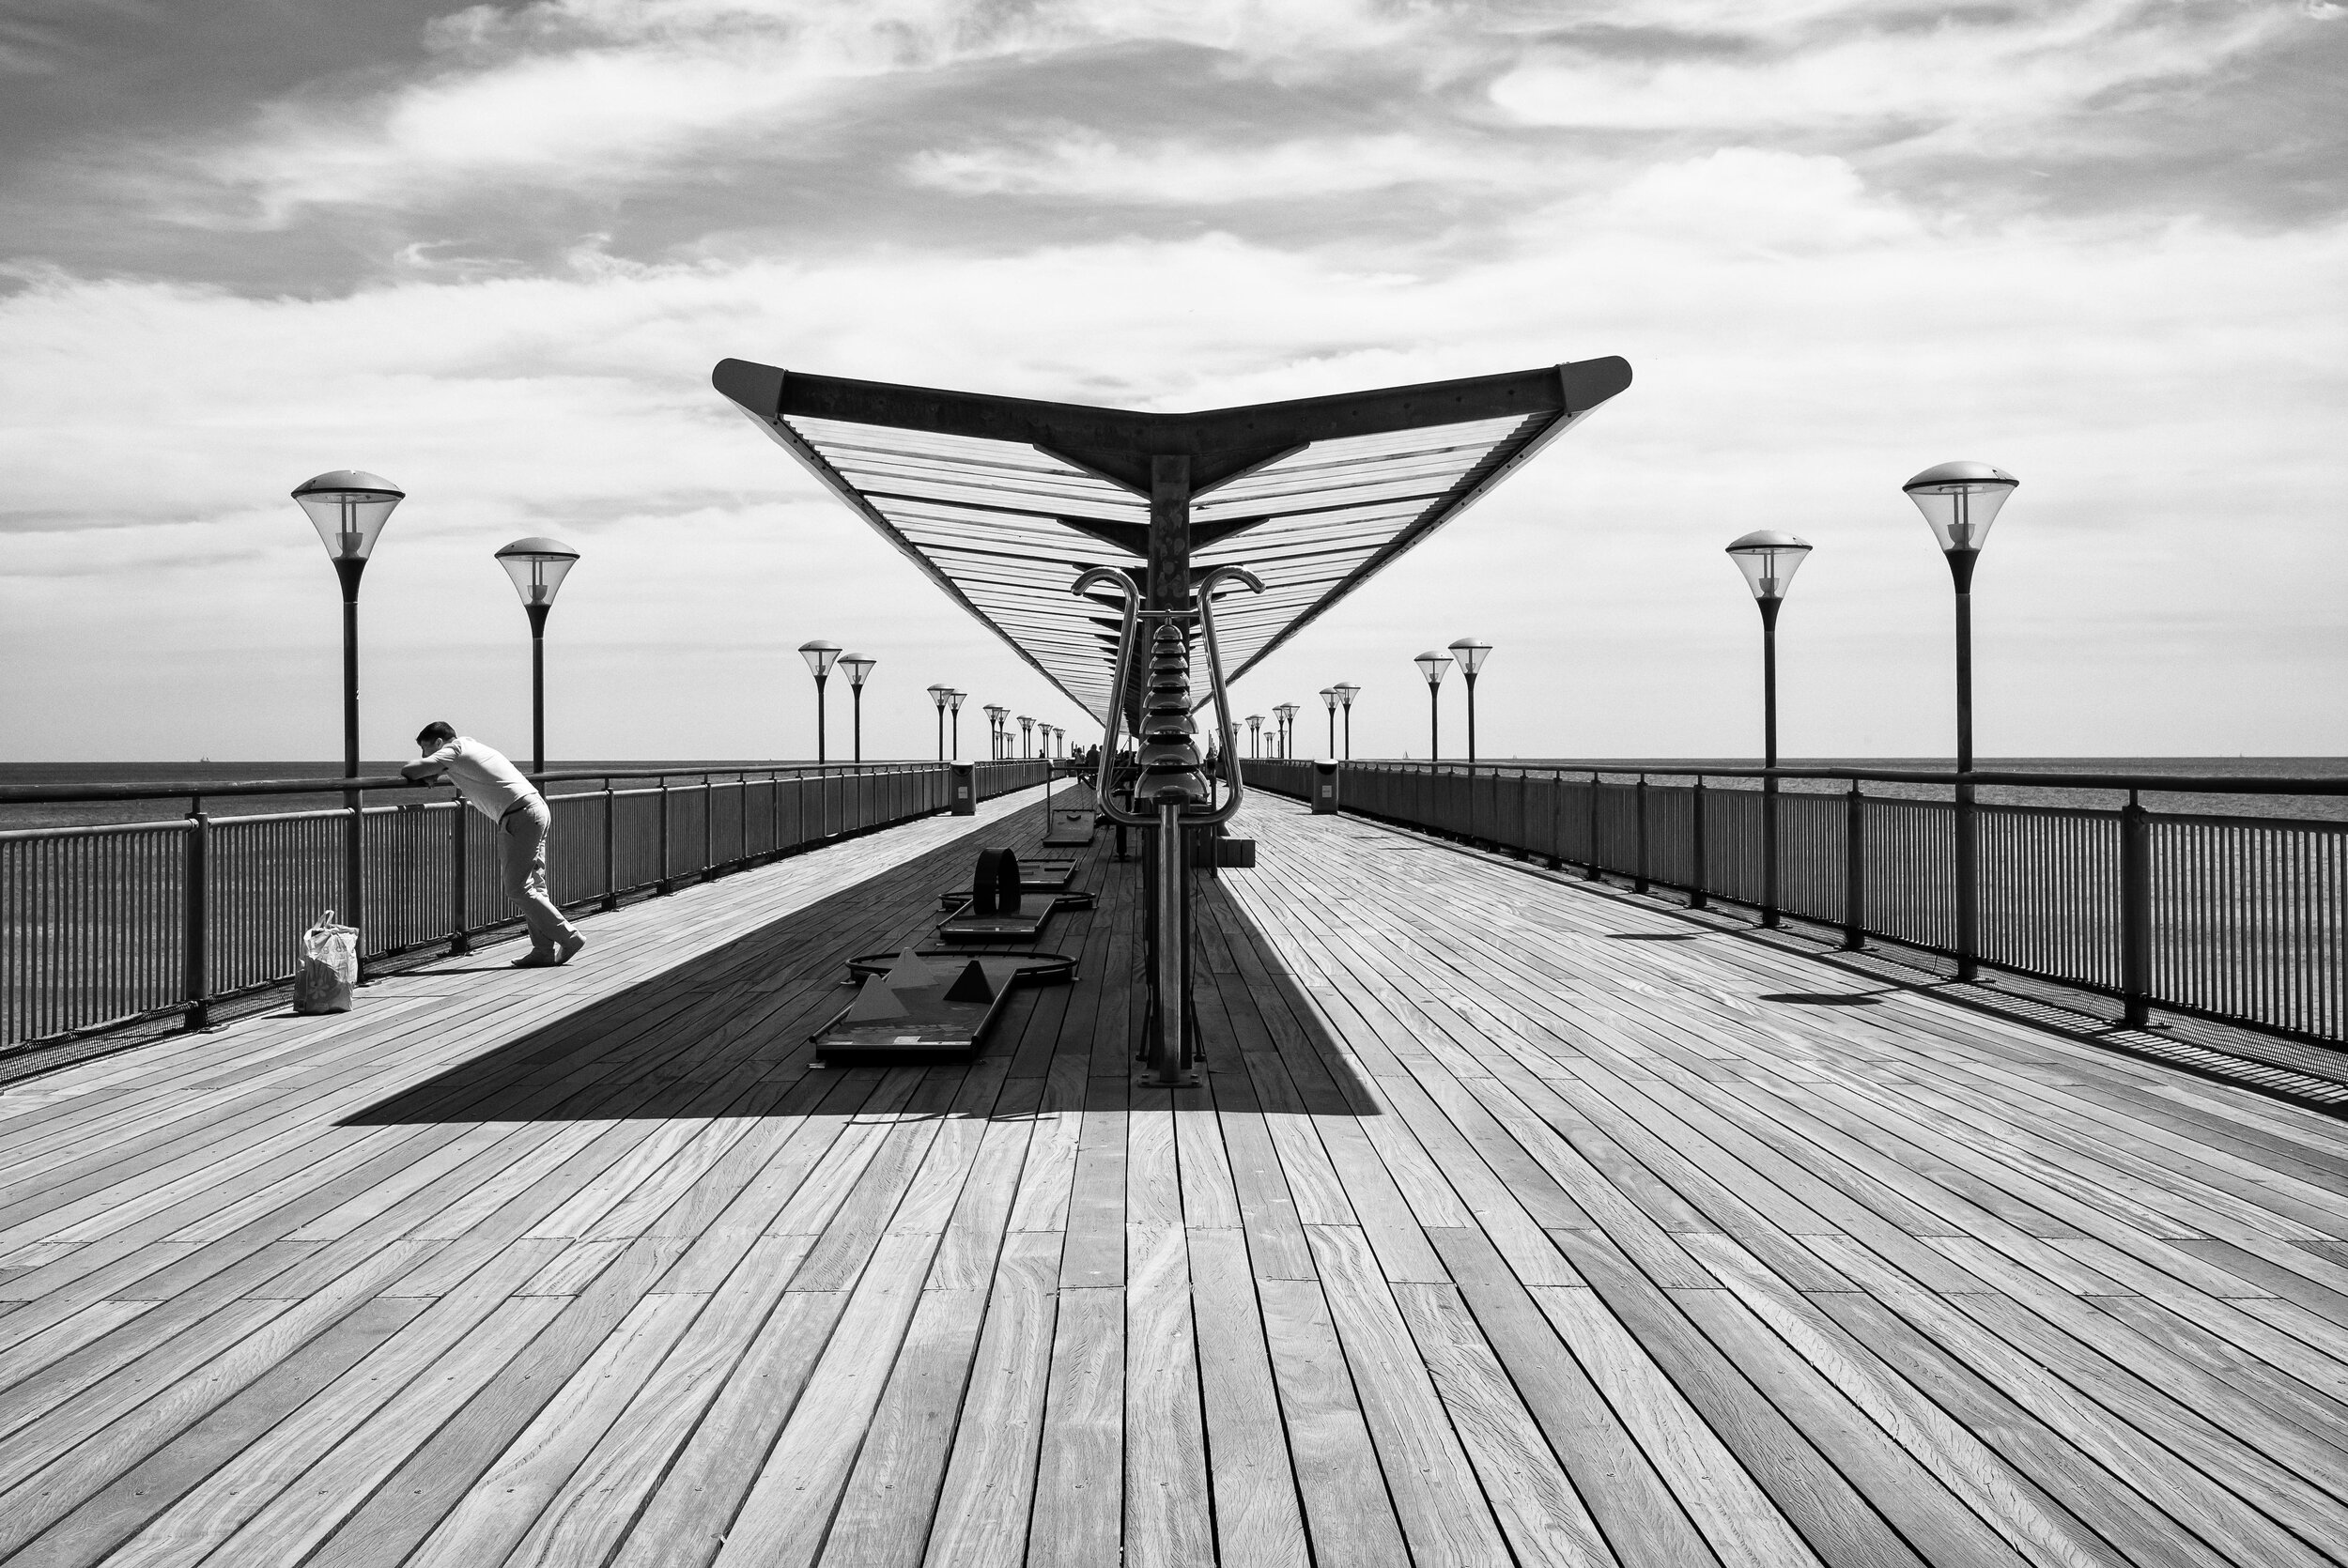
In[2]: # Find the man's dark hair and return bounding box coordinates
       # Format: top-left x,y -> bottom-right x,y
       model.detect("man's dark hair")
416,721 -> 458,746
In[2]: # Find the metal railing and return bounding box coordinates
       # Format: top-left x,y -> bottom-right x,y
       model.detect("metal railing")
1,760 -> 1051,1051
1245,760 -> 2348,1045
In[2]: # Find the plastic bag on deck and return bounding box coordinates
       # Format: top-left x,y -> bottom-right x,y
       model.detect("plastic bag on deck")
293,909 -> 359,1014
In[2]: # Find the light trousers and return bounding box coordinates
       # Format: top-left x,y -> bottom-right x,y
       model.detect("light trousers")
499,797 -> 578,952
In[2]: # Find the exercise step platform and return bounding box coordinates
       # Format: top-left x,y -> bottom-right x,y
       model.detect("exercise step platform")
812,948 -> 1027,1065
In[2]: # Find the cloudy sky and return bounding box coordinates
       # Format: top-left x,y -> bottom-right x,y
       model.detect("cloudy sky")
2,0 -> 2342,764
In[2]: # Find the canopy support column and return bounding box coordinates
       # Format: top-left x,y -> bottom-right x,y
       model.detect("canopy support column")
1143,454 -> 1197,1084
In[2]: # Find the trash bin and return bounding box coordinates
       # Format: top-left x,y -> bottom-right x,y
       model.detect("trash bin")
1312,759 -> 1340,814
950,761 -> 976,816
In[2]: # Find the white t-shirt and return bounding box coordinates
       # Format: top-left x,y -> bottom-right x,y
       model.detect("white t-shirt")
423,737 -> 539,821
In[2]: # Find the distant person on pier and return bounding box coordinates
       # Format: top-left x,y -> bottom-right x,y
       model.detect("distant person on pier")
401,722 -> 585,967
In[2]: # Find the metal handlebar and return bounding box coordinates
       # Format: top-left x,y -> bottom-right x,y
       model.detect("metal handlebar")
1072,566 -> 1263,829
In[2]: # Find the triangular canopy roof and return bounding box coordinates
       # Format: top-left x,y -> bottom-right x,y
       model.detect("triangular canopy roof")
714,357 -> 1631,722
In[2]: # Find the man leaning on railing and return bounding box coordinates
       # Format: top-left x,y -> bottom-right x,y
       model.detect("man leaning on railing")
402,722 -> 586,968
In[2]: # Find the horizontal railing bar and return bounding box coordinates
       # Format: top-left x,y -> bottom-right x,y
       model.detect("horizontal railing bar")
0,758 -> 990,806
0,819 -> 191,844
1344,761 -> 2348,797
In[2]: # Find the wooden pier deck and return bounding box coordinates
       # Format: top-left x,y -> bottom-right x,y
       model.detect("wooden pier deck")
5,783 -> 2348,1568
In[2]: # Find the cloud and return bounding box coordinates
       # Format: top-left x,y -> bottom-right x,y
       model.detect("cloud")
905,130 -> 1546,204
176,0 -> 1450,223
1489,1 -> 2285,140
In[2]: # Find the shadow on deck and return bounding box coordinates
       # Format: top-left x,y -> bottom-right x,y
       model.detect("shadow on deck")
344,805 -> 1379,1125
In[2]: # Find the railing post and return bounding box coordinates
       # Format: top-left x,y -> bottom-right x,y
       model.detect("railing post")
183,799 -> 210,1029
450,803 -> 471,956
1547,769 -> 1564,870
1633,775 -> 1649,894
1955,779 -> 1980,981
1843,780 -> 1865,950
701,773 -> 715,880
1690,778 -> 1708,910
1585,771 -> 1600,881
346,788 -> 365,983
2121,791 -> 2152,1027
601,779 -> 619,911
657,777 -> 672,896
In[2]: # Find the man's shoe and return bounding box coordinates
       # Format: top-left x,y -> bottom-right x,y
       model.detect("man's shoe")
512,949 -> 563,968
554,932 -> 587,966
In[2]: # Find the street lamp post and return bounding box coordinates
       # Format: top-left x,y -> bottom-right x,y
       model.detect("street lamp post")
1274,703 -> 1299,760
1335,683 -> 1359,759
296,469 -> 403,961
984,705 -> 1008,761
1904,461 -> 2018,982
1448,638 -> 1491,762
1725,530 -> 1814,930
839,653 -> 876,763
492,538 -> 580,775
927,684 -> 950,760
294,470 -> 404,780
1019,715 -> 1034,759
1413,652 -> 1451,759
798,640 -> 842,764
949,690 -> 965,760
1247,715 -> 1263,758
1320,688 -> 1338,758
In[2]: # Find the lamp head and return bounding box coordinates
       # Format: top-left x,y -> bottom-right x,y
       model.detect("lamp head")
293,469 -> 403,562
839,652 -> 876,689
1413,651 -> 1451,687
1446,637 -> 1491,676
1320,687 -> 1338,711
948,690 -> 965,714
1335,682 -> 1359,708
492,536 -> 580,609
1903,461 -> 2016,553
927,683 -> 950,709
798,639 -> 842,679
1723,530 -> 1814,601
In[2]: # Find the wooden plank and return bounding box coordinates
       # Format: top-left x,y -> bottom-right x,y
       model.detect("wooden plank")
1809,1290 -> 2239,1568
604,1287 -> 853,1568
403,1290 -> 707,1567
497,1237 -> 817,1568
1426,1225 -> 1722,1568
0,1295 -> 425,1567
1256,1275 -> 1412,1568
103,1293 -> 574,1568
1390,1278 -> 1619,1568
302,1232 -> 692,1568
1186,1226 -> 1308,1568
709,1229 -> 939,1568
1026,1285 -> 1122,1568
821,1284 -> 991,1567
920,1230 -> 1061,1568
1124,1223 -> 1213,1567
1800,1232 -> 2340,1568
1305,1223 -> 1510,1567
